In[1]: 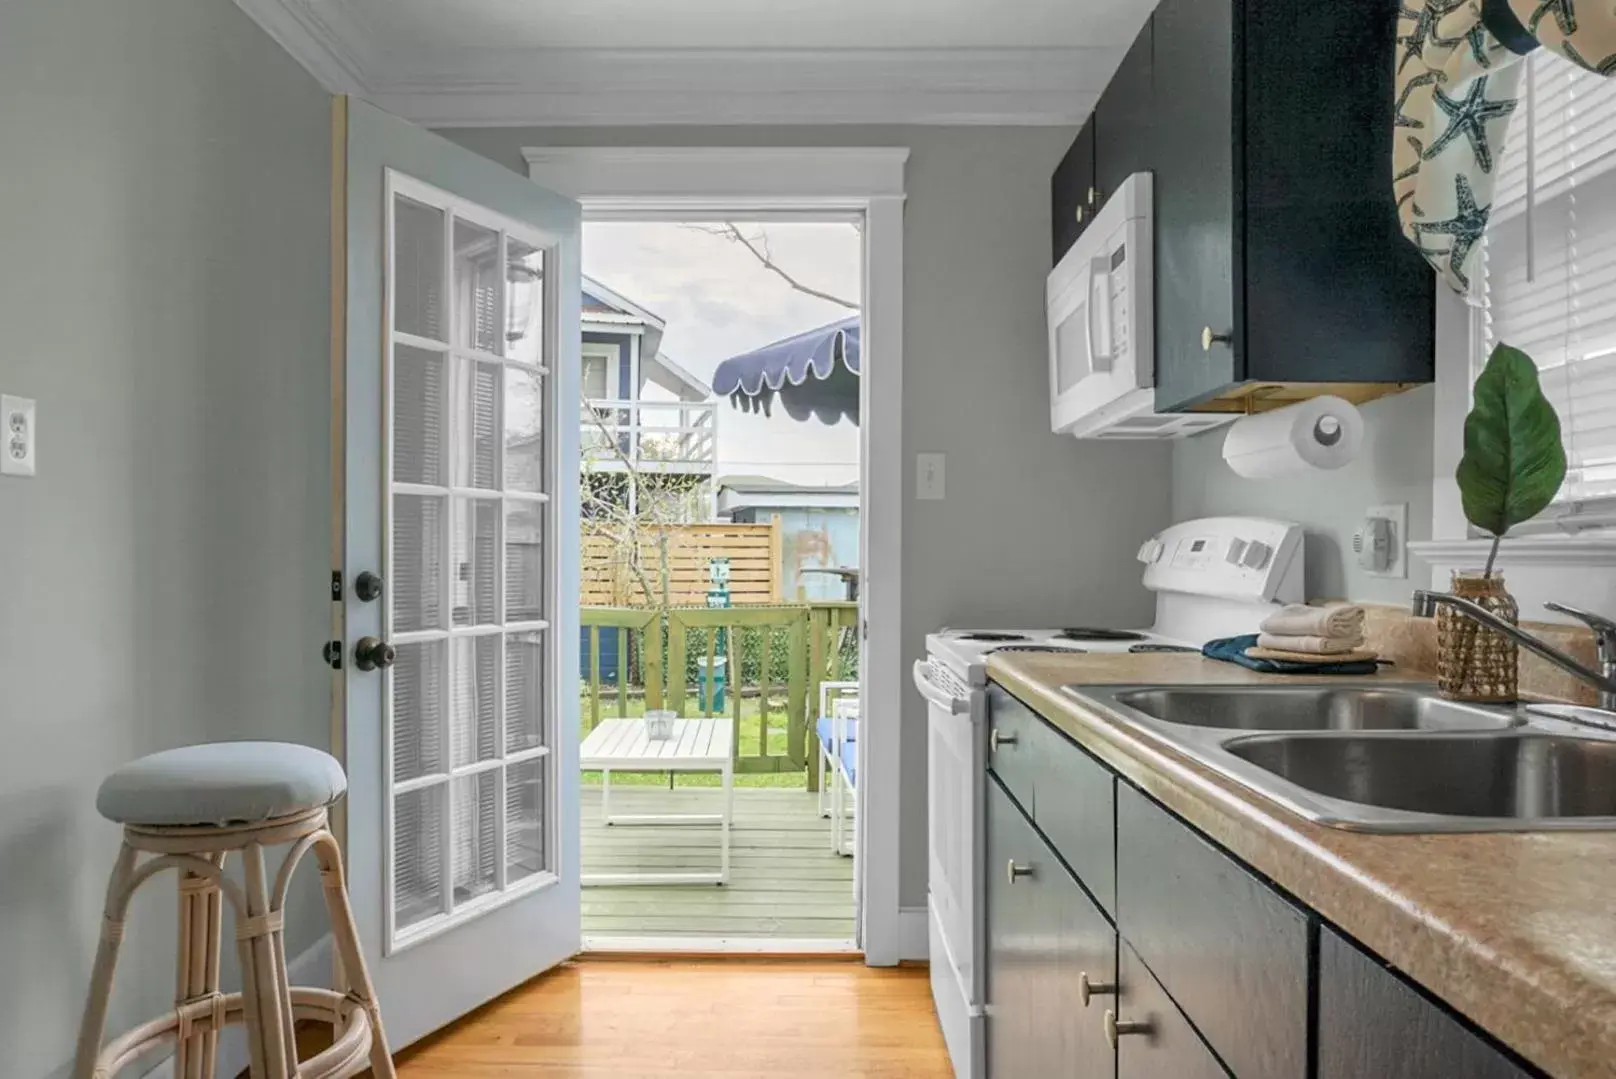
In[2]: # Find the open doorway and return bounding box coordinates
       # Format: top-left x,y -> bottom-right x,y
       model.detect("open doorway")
573,217 -> 864,950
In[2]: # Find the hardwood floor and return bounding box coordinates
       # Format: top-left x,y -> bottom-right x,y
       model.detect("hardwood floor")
396,958 -> 950,1077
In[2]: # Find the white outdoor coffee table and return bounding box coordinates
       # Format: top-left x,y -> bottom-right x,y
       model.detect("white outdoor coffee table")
580,717 -> 734,886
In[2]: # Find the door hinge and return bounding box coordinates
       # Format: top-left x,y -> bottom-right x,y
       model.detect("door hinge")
322,640 -> 343,670
330,570 -> 343,602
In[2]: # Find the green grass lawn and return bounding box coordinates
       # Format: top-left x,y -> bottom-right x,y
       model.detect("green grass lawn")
578,691 -> 812,789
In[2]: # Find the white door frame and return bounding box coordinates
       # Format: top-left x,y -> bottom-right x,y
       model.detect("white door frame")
524,146 -> 908,965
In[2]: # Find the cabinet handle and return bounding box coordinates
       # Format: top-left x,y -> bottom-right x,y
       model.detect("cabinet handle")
1079,972 -> 1118,1008
1006,859 -> 1034,885
990,728 -> 1018,752
1201,327 -> 1232,352
1075,206 -> 1086,224
1104,1009 -> 1152,1050
1088,186 -> 1100,207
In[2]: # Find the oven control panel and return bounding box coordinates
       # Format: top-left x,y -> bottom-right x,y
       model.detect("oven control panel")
1137,517 -> 1303,603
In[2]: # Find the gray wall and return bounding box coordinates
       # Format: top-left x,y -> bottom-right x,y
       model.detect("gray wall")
1172,387 -> 1436,604
438,125 -> 1174,909
0,3 -> 332,1075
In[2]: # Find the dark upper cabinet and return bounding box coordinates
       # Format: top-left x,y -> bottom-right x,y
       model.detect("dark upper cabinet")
1051,117 -> 1097,265
1093,18 -> 1155,223
1317,928 -> 1534,1079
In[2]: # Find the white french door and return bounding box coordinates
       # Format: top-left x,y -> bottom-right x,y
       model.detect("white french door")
339,98 -> 582,1048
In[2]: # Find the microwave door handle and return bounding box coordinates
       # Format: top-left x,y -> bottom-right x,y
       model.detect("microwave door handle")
1082,258 -> 1099,374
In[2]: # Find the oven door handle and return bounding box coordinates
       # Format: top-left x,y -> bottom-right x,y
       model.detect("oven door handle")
913,660 -> 969,715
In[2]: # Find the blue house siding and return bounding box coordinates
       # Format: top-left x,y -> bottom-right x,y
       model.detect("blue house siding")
582,329 -> 633,398
580,325 -> 633,680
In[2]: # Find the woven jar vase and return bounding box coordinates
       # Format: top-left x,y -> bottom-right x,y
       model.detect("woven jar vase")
1436,571 -> 1519,703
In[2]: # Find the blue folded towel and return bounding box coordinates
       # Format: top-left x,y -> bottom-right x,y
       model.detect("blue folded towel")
1202,634 -> 1380,676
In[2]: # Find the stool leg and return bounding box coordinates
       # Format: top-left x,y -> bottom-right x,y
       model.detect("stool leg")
174,858 -> 224,1079
72,841 -> 139,1079
312,830 -> 397,1079
238,842 -> 295,1079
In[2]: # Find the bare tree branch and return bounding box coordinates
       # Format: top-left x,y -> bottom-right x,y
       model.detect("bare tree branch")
688,222 -> 859,310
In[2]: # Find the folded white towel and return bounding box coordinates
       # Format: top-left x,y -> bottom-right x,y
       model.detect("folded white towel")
1256,632 -> 1367,655
1260,603 -> 1365,639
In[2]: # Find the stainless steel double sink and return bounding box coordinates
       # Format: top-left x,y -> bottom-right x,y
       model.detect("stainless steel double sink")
1062,685 -> 1616,832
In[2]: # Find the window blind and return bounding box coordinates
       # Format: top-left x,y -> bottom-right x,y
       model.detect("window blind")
1478,54 -> 1616,525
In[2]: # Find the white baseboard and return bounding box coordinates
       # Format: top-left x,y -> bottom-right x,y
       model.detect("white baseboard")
898,906 -> 929,963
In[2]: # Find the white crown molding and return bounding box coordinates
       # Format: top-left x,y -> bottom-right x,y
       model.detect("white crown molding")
228,2 -> 1117,127
525,147 -> 909,203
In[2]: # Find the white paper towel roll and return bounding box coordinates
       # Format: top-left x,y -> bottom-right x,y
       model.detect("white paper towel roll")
1221,395 -> 1364,478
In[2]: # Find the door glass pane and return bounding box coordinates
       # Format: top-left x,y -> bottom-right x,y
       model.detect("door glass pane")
455,359 -> 501,489
453,218 -> 501,355
394,195 -> 445,342
393,785 -> 445,931
393,345 -> 446,486
505,759 -> 545,884
505,502 -> 544,623
506,238 -> 544,365
450,498 -> 499,627
392,494 -> 444,633
392,641 -> 446,783
451,771 -> 500,905
451,635 -> 501,767
505,366 -> 544,493
505,630 -> 545,753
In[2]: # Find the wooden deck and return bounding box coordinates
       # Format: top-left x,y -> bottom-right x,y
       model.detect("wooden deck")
581,786 -> 856,943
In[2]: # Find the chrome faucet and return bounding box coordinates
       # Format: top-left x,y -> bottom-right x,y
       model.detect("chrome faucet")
1411,592 -> 1616,710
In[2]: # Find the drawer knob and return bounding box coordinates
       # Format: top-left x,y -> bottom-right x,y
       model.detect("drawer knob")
1006,859 -> 1035,885
1088,186 -> 1100,207
1201,326 -> 1232,352
1079,972 -> 1118,1008
990,729 -> 1018,752
1104,1009 -> 1152,1050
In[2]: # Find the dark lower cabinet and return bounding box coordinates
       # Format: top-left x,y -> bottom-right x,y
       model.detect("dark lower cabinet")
1114,940 -> 1229,1079
986,777 -> 1115,1077
1317,927 -> 1533,1079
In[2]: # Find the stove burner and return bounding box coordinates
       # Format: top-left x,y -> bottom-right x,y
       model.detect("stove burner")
1060,627 -> 1149,642
994,645 -> 1088,655
954,631 -> 1031,642
1128,643 -> 1200,654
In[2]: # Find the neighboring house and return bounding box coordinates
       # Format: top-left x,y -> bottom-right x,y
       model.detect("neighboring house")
718,474 -> 861,602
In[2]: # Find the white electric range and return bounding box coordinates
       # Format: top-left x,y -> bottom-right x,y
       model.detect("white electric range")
913,517 -> 1305,1078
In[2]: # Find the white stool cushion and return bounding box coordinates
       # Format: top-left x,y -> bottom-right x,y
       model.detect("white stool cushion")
97,742 -> 348,827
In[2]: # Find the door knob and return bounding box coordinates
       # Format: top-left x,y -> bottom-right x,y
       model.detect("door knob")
1006,859 -> 1035,884
990,729 -> 1018,752
1201,327 -> 1233,352
1104,1009 -> 1152,1049
1079,971 -> 1118,1008
354,636 -> 396,672
354,571 -> 385,603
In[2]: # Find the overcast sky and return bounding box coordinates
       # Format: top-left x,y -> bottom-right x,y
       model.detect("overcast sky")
582,221 -> 861,487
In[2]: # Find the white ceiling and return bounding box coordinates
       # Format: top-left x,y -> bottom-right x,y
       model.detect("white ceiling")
340,0 -> 1152,51
236,0 -> 1155,125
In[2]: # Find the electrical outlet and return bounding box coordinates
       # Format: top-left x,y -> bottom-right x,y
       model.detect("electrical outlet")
916,453 -> 945,501
1,395 -> 35,478
1359,502 -> 1407,578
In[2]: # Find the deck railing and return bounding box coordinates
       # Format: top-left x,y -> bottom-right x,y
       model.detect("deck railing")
580,601 -> 859,786
581,398 -> 717,473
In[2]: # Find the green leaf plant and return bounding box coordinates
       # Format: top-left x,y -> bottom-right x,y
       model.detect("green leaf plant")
1455,343 -> 1568,576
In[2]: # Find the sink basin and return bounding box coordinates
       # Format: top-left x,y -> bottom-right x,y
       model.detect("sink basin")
1225,733 -> 1616,824
1108,686 -> 1516,732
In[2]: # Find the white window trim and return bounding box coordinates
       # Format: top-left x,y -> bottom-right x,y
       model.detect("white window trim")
525,146 -> 912,964
1413,290 -> 1616,621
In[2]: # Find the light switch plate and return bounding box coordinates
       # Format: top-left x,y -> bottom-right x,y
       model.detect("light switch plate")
1,395 -> 35,477
1361,502 -> 1407,578
916,453 -> 945,501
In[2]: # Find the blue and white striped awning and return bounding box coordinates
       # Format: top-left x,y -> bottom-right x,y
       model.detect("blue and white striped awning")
711,316 -> 860,425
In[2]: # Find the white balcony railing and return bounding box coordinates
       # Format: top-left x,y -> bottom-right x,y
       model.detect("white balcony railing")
581,398 -> 718,473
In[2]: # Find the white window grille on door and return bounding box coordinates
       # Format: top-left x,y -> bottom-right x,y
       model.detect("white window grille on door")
385,170 -> 558,951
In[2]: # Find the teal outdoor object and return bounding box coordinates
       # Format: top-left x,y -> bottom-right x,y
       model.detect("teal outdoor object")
696,656 -> 728,713
700,558 -> 732,710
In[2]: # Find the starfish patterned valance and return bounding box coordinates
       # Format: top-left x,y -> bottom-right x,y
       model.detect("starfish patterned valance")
1395,0 -> 1616,294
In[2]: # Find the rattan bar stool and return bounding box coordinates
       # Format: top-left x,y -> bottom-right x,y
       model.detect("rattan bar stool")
72,742 -> 396,1079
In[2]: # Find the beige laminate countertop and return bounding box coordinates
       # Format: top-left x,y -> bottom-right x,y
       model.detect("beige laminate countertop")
986,650 -> 1616,1079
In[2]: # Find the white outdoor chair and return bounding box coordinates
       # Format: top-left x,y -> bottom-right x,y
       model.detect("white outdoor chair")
815,681 -> 859,857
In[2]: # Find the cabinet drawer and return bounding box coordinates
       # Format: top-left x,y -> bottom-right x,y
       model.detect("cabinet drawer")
1113,940 -> 1229,1079
1318,927 -> 1532,1079
988,778 -> 1116,1079
1116,784 -> 1308,1079
1033,726 -> 1116,918
986,685 -> 1041,814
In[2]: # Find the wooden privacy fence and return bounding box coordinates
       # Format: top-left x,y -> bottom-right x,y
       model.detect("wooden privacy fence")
580,601 -> 859,786
580,519 -> 784,606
